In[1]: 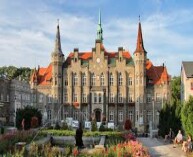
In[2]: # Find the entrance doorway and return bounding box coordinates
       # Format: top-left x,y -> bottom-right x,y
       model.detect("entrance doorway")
95,110 -> 101,122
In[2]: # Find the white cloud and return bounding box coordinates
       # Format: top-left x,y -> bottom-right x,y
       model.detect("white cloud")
0,2 -> 192,76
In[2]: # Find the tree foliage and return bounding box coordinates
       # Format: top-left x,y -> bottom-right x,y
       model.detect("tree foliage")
0,66 -> 32,81
158,76 -> 182,137
181,96 -> 193,137
16,106 -> 42,130
124,119 -> 132,131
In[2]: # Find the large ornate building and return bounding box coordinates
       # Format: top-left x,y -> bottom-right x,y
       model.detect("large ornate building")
30,14 -> 171,131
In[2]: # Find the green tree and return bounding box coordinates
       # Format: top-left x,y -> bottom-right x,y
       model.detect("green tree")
16,106 -> 42,130
158,76 -> 182,137
181,96 -> 193,137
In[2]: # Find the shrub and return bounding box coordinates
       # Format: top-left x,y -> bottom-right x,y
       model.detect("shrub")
91,119 -> 97,132
31,116 -> 39,128
124,119 -> 132,131
54,122 -> 61,130
99,124 -> 105,131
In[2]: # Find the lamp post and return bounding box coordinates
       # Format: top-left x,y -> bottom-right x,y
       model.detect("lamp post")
14,95 -> 17,128
152,97 -> 155,130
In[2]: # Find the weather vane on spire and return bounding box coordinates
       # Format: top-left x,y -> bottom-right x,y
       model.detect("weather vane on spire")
139,15 -> 140,22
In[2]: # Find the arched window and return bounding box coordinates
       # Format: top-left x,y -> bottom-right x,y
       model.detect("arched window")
82,73 -> 86,86
109,73 -> 113,86
118,72 -> 122,86
94,93 -> 97,103
91,73 -> 96,86
100,73 -> 104,86
73,73 -> 78,86
98,93 -> 102,103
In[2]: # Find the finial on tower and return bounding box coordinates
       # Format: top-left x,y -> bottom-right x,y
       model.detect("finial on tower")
139,15 -> 140,22
57,19 -> 60,26
96,8 -> 103,42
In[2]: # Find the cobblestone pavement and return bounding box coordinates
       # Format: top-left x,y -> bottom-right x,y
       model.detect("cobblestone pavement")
138,137 -> 186,157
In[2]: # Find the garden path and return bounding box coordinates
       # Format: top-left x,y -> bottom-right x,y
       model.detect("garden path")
138,137 -> 186,157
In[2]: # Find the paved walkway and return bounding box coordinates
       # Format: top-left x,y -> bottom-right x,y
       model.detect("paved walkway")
138,137 -> 186,157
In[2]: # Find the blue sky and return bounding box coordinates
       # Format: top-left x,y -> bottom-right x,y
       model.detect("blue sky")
0,0 -> 193,76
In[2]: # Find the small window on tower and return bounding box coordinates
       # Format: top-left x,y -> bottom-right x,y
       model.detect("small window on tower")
75,58 -> 77,62
119,57 -> 122,62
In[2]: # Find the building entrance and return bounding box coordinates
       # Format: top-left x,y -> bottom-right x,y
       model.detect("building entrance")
95,109 -> 101,122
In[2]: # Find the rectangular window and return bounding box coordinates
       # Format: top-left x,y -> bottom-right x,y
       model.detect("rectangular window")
128,77 -> 132,86
39,94 -> 43,103
147,94 -> 151,103
47,110 -> 51,120
73,93 -> 77,102
118,73 -> 123,86
128,93 -> 133,102
73,74 -> 78,86
64,111 -> 69,119
109,74 -> 113,86
100,75 -> 104,86
64,93 -> 68,102
82,74 -> 86,86
128,111 -> 133,121
82,93 -> 87,103
98,93 -> 102,103
118,93 -> 123,103
94,93 -> 97,103
65,79 -> 68,86
136,110 -> 139,122
118,110 -> 123,122
156,93 -> 161,102
91,74 -> 96,86
48,95 -> 52,103
73,110 -> 79,120
109,93 -> 114,103
147,111 -> 152,123
109,110 -> 114,121
82,109 -> 88,121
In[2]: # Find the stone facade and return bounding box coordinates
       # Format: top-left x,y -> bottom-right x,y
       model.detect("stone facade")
181,62 -> 193,102
10,79 -> 31,125
0,77 -> 10,124
30,17 -> 171,132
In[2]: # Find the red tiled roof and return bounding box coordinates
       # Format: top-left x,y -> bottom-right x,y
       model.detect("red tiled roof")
146,60 -> 169,85
31,64 -> 52,86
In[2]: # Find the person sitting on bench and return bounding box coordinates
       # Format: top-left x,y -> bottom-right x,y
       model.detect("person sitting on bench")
182,134 -> 192,153
164,128 -> 174,142
173,130 -> 183,148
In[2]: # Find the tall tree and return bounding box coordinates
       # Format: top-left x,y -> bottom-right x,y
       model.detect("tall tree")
158,76 -> 182,137
181,96 -> 193,137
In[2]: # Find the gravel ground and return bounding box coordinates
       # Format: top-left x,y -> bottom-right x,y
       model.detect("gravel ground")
138,137 -> 186,157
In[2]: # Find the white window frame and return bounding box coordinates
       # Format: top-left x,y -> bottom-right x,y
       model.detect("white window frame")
64,93 -> 68,102
73,73 -> 78,86
118,110 -> 123,122
128,93 -> 133,102
73,110 -> 79,120
118,72 -> 123,86
109,110 -> 114,121
128,77 -> 132,86
128,111 -> 133,121
109,93 -> 114,103
82,93 -> 87,103
94,93 -> 97,103
98,93 -> 102,103
118,93 -> 123,103
100,74 -> 104,86
156,93 -> 161,102
82,73 -> 86,86
73,93 -> 77,102
147,94 -> 151,103
91,73 -> 96,86
109,73 -> 113,86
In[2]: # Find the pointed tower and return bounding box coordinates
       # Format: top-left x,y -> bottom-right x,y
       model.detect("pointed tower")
96,9 -> 103,42
134,18 -> 147,132
51,20 -> 64,117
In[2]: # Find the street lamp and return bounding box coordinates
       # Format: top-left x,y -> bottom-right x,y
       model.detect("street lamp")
14,95 -> 17,127
152,97 -> 155,130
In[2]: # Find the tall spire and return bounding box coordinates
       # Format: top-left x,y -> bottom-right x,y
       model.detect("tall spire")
97,9 -> 103,42
54,19 -> 62,53
134,17 -> 146,53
